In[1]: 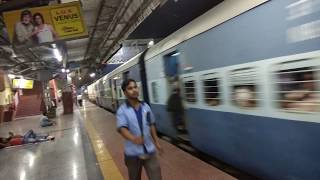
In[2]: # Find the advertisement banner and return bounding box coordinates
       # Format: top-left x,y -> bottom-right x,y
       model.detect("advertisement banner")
12,79 -> 34,89
2,1 -> 87,47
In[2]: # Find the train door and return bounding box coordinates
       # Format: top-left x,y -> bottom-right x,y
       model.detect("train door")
108,79 -> 115,111
112,78 -> 119,109
163,51 -> 181,92
163,51 -> 189,140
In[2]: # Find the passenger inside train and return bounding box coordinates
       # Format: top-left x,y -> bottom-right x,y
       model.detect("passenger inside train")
233,85 -> 256,108
167,87 -> 185,132
279,68 -> 319,112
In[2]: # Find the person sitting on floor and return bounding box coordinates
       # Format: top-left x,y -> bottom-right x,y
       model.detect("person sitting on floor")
40,112 -> 56,127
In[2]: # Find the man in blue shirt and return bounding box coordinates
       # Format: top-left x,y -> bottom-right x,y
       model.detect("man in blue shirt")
117,79 -> 162,180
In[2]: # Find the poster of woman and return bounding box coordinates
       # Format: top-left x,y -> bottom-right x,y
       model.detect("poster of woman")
33,12 -> 58,44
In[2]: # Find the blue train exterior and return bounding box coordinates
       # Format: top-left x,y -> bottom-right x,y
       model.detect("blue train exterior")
88,1 -> 320,179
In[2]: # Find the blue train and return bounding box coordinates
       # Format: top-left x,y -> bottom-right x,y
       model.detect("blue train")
88,0 -> 320,179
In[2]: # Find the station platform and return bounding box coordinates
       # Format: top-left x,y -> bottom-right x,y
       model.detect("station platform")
0,100 -> 236,180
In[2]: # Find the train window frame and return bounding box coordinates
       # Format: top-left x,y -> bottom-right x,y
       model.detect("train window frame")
97,80 -> 104,97
118,87 -> 122,98
151,81 -> 159,103
183,76 -> 197,104
272,59 -> 320,113
229,67 -> 260,109
201,73 -> 221,106
137,82 -> 144,100
102,79 -> 108,97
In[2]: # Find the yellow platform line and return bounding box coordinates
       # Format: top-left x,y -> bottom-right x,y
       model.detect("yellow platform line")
84,120 -> 124,180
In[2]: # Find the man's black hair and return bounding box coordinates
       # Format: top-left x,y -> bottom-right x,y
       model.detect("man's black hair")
121,79 -> 136,92
20,10 -> 32,21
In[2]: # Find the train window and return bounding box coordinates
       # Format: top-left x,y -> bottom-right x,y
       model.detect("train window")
202,74 -> 221,106
106,88 -> 112,97
274,66 -> 320,112
184,80 -> 196,103
138,83 -> 144,100
151,82 -> 159,103
230,68 -> 259,108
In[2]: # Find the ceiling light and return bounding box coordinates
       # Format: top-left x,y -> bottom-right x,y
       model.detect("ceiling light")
8,74 -> 15,79
90,73 -> 96,78
148,40 -> 154,47
78,77 -> 82,80
171,52 -> 180,56
61,68 -> 66,73
66,69 -> 70,73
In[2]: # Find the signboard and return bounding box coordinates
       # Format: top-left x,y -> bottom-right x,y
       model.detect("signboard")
12,79 -> 34,89
2,1 -> 87,47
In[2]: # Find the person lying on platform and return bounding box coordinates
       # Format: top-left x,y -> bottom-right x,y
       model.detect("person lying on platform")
40,112 -> 56,127
0,136 -> 10,149
0,132 -> 22,149
0,130 -> 55,148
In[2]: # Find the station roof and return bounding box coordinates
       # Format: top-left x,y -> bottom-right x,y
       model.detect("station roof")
0,0 -> 222,85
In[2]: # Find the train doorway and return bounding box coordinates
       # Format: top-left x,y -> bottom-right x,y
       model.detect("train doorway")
163,51 -> 189,142
112,78 -> 119,109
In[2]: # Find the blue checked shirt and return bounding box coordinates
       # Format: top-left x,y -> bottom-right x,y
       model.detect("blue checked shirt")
116,101 -> 156,157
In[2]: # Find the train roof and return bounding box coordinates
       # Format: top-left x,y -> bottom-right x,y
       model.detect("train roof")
145,0 -> 268,60
106,52 -> 141,79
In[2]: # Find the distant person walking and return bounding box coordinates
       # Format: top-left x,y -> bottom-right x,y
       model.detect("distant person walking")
117,79 -> 162,180
77,94 -> 83,107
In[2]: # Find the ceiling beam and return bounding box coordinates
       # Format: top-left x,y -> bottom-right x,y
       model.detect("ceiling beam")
82,0 -> 107,63
101,0 -> 160,62
99,0 -> 133,50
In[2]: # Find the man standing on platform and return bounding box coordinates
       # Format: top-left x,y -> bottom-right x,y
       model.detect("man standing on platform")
116,79 -> 162,180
